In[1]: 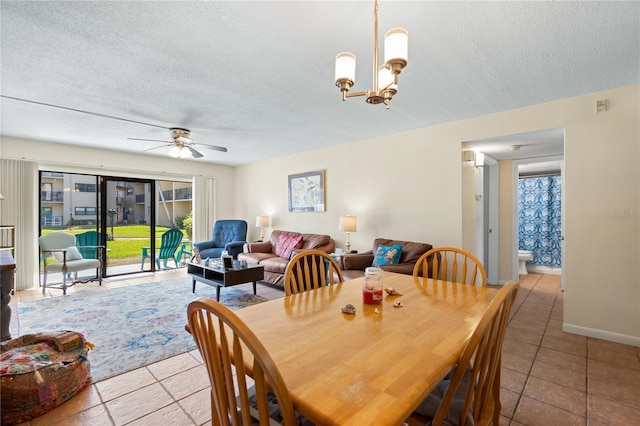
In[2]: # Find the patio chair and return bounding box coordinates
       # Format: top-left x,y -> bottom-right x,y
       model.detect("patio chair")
140,228 -> 183,269
39,231 -> 103,295
75,231 -> 100,259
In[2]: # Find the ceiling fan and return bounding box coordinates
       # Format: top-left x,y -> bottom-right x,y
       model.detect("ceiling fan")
128,128 -> 227,159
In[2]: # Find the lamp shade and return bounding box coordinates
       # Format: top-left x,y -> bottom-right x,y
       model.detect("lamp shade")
179,147 -> 191,158
339,215 -> 357,233
335,52 -> 356,83
384,28 -> 408,64
378,65 -> 397,91
256,215 -> 270,228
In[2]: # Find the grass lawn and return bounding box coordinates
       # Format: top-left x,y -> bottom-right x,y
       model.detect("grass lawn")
41,225 -> 189,262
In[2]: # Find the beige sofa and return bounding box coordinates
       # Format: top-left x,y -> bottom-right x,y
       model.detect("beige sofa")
238,230 -> 335,289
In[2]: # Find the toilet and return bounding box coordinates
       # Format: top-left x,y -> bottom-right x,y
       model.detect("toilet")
518,250 -> 533,275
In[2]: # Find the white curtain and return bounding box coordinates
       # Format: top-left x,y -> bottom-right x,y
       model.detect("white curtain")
0,159 -> 40,290
192,176 -> 216,243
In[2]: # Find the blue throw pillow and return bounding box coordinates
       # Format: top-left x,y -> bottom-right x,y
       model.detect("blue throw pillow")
372,244 -> 402,267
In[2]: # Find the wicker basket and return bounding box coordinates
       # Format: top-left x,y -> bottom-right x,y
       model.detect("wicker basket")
1,331 -> 92,425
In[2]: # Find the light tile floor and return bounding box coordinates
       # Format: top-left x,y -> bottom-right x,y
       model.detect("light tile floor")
499,273 -> 640,426
7,271 -> 640,425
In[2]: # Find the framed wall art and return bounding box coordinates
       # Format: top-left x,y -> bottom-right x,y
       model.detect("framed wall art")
288,170 -> 325,212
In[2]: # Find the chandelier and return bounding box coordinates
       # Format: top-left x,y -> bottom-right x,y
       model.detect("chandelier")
334,0 -> 408,109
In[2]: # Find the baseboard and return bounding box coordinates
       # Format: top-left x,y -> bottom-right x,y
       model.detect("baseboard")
563,323 -> 640,347
527,265 -> 561,275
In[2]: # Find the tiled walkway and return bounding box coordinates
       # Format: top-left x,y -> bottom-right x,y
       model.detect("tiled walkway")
500,273 -> 640,425
7,271 -> 640,425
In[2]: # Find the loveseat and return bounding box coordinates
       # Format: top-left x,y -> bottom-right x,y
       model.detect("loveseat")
238,230 -> 335,289
338,238 -> 434,280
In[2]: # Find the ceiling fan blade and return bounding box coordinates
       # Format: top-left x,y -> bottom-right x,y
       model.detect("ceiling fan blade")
186,145 -> 203,158
200,144 -> 228,153
142,144 -> 170,153
127,137 -> 170,143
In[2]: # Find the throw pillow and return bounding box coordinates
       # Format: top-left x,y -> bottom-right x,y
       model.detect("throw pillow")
52,246 -> 83,262
372,244 -> 402,267
275,234 -> 303,259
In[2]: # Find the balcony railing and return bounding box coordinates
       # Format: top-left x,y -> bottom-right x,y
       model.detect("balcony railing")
41,191 -> 64,202
161,188 -> 192,201
175,188 -> 192,200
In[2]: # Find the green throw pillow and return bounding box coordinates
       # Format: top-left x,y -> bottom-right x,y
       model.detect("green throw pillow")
372,244 -> 402,267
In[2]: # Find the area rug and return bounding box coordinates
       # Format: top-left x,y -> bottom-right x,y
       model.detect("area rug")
16,278 -> 268,383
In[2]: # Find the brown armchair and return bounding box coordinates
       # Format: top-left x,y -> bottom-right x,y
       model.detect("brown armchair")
339,238 -> 434,280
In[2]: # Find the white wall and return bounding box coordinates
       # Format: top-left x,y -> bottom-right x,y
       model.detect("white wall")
237,84 -> 640,346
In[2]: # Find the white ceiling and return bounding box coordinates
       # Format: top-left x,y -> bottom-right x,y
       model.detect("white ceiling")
1,1 -> 638,166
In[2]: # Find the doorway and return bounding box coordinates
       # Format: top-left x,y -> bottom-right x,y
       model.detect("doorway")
463,128 -> 565,284
513,157 -> 564,287
101,177 -> 156,276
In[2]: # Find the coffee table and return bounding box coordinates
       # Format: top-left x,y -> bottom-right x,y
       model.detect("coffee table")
187,260 -> 264,301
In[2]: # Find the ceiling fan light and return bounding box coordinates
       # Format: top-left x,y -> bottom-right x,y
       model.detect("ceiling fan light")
179,147 -> 191,158
168,146 -> 181,158
176,136 -> 192,144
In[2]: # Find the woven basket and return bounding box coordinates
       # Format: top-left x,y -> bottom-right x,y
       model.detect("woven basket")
1,331 -> 92,425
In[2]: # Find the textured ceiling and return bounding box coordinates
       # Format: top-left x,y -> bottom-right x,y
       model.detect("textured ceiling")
1,1 -> 638,166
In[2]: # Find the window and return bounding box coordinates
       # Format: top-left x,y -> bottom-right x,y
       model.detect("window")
74,207 -> 97,216
75,183 -> 96,193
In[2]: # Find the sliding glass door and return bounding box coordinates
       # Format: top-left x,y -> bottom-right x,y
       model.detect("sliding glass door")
40,171 -> 192,278
101,177 -> 156,276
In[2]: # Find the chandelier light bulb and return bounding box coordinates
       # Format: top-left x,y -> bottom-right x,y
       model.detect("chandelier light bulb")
377,65 -> 396,91
384,28 -> 409,65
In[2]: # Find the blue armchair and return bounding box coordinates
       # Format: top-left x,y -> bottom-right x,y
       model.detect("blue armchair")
193,220 -> 248,259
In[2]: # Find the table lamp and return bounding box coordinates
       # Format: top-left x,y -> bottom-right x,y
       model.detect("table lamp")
256,215 -> 270,241
339,215 -> 357,253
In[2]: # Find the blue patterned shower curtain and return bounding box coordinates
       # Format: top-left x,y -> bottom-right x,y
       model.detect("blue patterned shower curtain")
518,176 -> 562,266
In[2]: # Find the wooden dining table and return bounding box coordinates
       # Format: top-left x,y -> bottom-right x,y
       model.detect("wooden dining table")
232,271 -> 500,426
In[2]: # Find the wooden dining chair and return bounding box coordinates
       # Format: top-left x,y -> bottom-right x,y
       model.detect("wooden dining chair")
413,247 -> 487,287
406,281 -> 519,426
284,249 -> 344,296
186,297 -> 299,426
